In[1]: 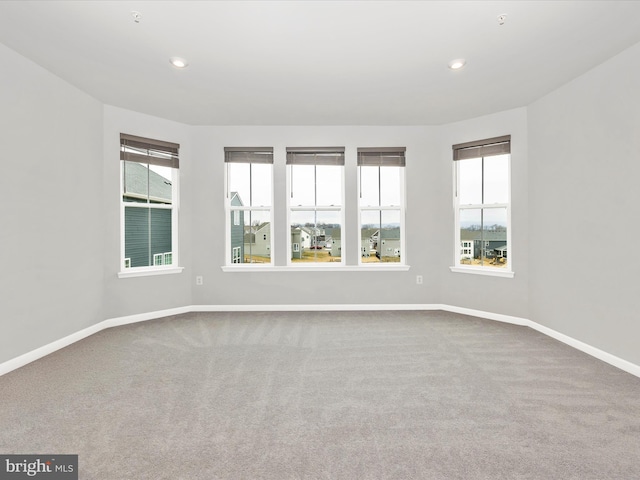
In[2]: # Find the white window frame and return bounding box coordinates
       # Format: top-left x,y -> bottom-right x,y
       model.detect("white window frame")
224,148 -> 274,267
286,147 -> 345,267
357,148 -> 406,267
451,136 -> 513,278
118,134 -> 182,278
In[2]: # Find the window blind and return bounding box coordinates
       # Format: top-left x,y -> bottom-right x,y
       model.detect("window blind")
357,147 -> 406,167
286,147 -> 345,166
224,147 -> 274,164
120,133 -> 179,168
452,135 -> 510,161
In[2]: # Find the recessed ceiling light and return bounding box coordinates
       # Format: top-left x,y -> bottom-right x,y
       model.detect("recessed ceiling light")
448,59 -> 466,70
169,57 -> 189,69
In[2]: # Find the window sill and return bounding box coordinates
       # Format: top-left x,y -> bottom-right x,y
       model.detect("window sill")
221,265 -> 410,273
449,266 -> 514,278
118,267 -> 184,278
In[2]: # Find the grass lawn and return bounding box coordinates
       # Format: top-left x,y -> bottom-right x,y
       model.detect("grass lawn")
292,249 -> 341,263
291,249 -> 401,263
459,257 -> 507,268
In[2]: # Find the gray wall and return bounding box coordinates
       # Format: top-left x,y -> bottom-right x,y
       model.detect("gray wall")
438,108 -> 530,319
0,43 -> 104,364
189,126 -> 442,306
528,41 -> 640,365
102,106 -> 192,320
2,36 -> 640,370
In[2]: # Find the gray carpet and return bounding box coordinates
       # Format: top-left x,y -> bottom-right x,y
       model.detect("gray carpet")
1,310 -> 639,479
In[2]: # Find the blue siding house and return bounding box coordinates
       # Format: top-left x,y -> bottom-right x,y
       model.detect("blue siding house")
230,192 -> 245,263
123,162 -> 173,268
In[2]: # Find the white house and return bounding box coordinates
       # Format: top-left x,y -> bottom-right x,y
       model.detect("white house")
244,222 -> 271,260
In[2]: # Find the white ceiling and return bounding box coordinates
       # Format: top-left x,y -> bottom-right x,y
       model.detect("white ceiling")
2,1 -> 640,126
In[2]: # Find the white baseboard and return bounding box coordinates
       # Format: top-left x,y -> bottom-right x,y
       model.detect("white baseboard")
0,322 -> 105,377
0,306 -> 191,377
101,306 -> 192,329
435,304 -> 640,377
437,304 -> 530,326
1,304 -> 639,379
524,318 -> 640,378
189,303 -> 441,312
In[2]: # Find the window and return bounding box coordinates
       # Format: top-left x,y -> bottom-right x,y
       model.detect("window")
225,147 -> 273,265
453,135 -> 511,272
358,148 -> 406,264
232,247 -> 241,264
287,147 -> 344,264
120,133 -> 179,271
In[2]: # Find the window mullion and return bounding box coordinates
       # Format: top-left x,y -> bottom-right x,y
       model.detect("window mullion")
378,166 -> 382,207
378,166 -> 382,263
248,210 -> 252,261
481,157 -> 485,266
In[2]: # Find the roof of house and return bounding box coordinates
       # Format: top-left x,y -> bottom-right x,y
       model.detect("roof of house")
361,228 -> 379,239
380,227 -> 400,240
244,222 -> 270,243
300,226 -> 323,236
123,161 -> 172,203
230,192 -> 244,207
460,229 -> 507,242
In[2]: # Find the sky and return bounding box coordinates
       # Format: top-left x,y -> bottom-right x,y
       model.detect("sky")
147,157 -> 505,230
229,164 -> 403,228
458,154 -> 509,228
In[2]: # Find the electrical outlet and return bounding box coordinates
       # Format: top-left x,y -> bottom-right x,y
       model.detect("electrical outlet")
416,275 -> 423,285
196,276 -> 203,286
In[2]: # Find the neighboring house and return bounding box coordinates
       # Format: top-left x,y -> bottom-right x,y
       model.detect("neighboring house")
323,227 -> 333,249
460,240 -> 474,260
297,227 -> 313,249
330,229 -> 341,258
300,226 -> 325,248
361,228 -> 379,256
230,192 -> 245,263
460,229 -> 507,260
378,227 -> 401,259
291,227 -> 304,259
123,162 -> 172,268
244,222 -> 271,259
